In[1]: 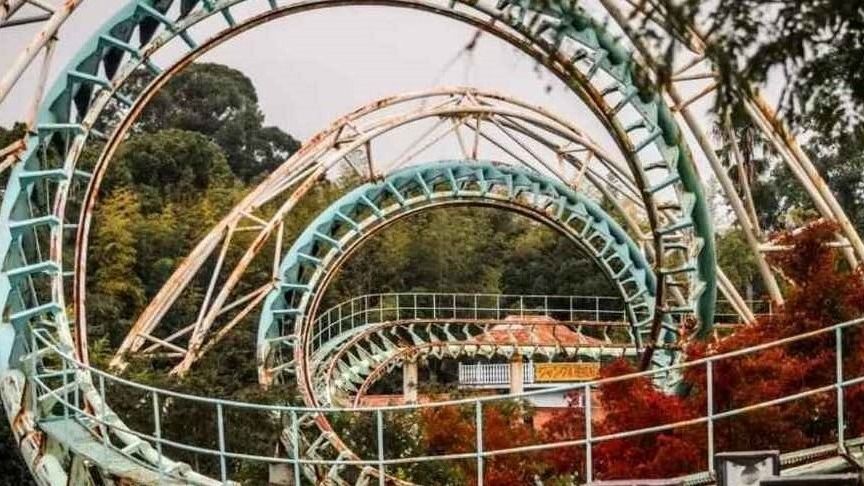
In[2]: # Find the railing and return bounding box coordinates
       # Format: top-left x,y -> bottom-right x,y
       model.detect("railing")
458,362 -> 535,386
311,293 -> 629,353
310,292 -> 772,353
28,314 -> 863,485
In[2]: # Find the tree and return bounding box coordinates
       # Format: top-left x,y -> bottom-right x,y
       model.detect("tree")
644,1 -> 864,139
88,189 -> 146,345
0,122 -> 25,147
715,227 -> 760,299
134,63 -> 300,181
104,128 -> 235,211
0,122 -> 26,187
419,400 -> 554,485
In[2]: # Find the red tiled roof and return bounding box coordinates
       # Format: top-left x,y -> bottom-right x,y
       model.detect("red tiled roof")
476,315 -> 607,346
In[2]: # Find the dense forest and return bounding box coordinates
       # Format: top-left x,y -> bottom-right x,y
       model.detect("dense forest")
4,0 -> 864,479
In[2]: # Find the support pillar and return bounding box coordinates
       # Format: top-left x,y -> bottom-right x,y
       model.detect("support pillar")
403,360 -> 418,404
509,356 -> 524,395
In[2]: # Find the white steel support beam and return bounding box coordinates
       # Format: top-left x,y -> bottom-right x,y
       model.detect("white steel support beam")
746,96 -> 864,266
599,0 -> 783,307
0,0 -> 82,105
402,359 -> 418,404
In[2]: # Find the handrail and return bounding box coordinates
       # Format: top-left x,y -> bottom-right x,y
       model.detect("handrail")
35,314 -> 858,413
308,292 -> 770,355
29,314 -> 864,483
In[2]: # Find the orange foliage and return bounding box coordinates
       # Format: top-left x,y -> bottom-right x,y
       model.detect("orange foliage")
420,402 -> 550,485
416,221 -> 864,483
577,221 -> 864,480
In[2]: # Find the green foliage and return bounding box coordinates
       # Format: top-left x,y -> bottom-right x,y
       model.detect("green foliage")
649,0 -> 864,138
329,409 -> 467,484
103,129 -> 235,212
0,122 -> 25,147
500,220 -> 616,297
134,63 -> 300,181
0,122 -> 26,188
88,189 -> 146,345
715,227 -> 758,296
325,206 -> 615,309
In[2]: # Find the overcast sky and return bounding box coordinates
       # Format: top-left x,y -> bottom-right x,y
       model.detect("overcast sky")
1,0 -> 786,185
0,2 -> 611,138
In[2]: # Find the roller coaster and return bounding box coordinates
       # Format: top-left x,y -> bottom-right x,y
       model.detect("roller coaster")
1,0 -> 863,484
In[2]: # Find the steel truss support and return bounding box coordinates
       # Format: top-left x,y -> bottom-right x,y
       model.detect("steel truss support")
115,89 -> 678,375
259,161 -> 672,397
600,0 -> 864,297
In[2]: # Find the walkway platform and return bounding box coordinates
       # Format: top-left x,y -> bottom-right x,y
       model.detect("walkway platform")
40,418 -> 186,485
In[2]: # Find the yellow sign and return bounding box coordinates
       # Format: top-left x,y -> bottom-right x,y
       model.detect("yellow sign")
535,363 -> 600,382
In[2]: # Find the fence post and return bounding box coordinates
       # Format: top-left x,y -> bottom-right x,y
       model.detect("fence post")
595,297 -> 600,322
291,410 -> 301,485
476,401 -> 484,485
836,327 -> 845,449
585,384 -> 593,483
217,403 -> 227,483
152,391 -> 163,483
377,409 -> 386,486
707,360 -> 715,471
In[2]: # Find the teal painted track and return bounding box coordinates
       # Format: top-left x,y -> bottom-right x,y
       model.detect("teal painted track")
258,161 -> 682,395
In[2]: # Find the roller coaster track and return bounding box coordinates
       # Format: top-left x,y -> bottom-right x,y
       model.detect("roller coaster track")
1,0 -> 863,484
304,294 -> 640,406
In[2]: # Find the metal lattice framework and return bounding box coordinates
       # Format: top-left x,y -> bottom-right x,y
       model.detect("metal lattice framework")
304,292 -> 640,407
259,160 -> 672,396
107,88 -> 703,377
1,0 -> 863,484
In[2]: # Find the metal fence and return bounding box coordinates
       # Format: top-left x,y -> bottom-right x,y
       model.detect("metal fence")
311,292 -> 772,351
458,362 -> 535,386
310,293 -> 629,353
28,313 -> 863,485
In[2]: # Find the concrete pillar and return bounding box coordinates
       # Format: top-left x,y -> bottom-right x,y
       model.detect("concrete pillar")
403,360 -> 418,404
509,356 -> 524,395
